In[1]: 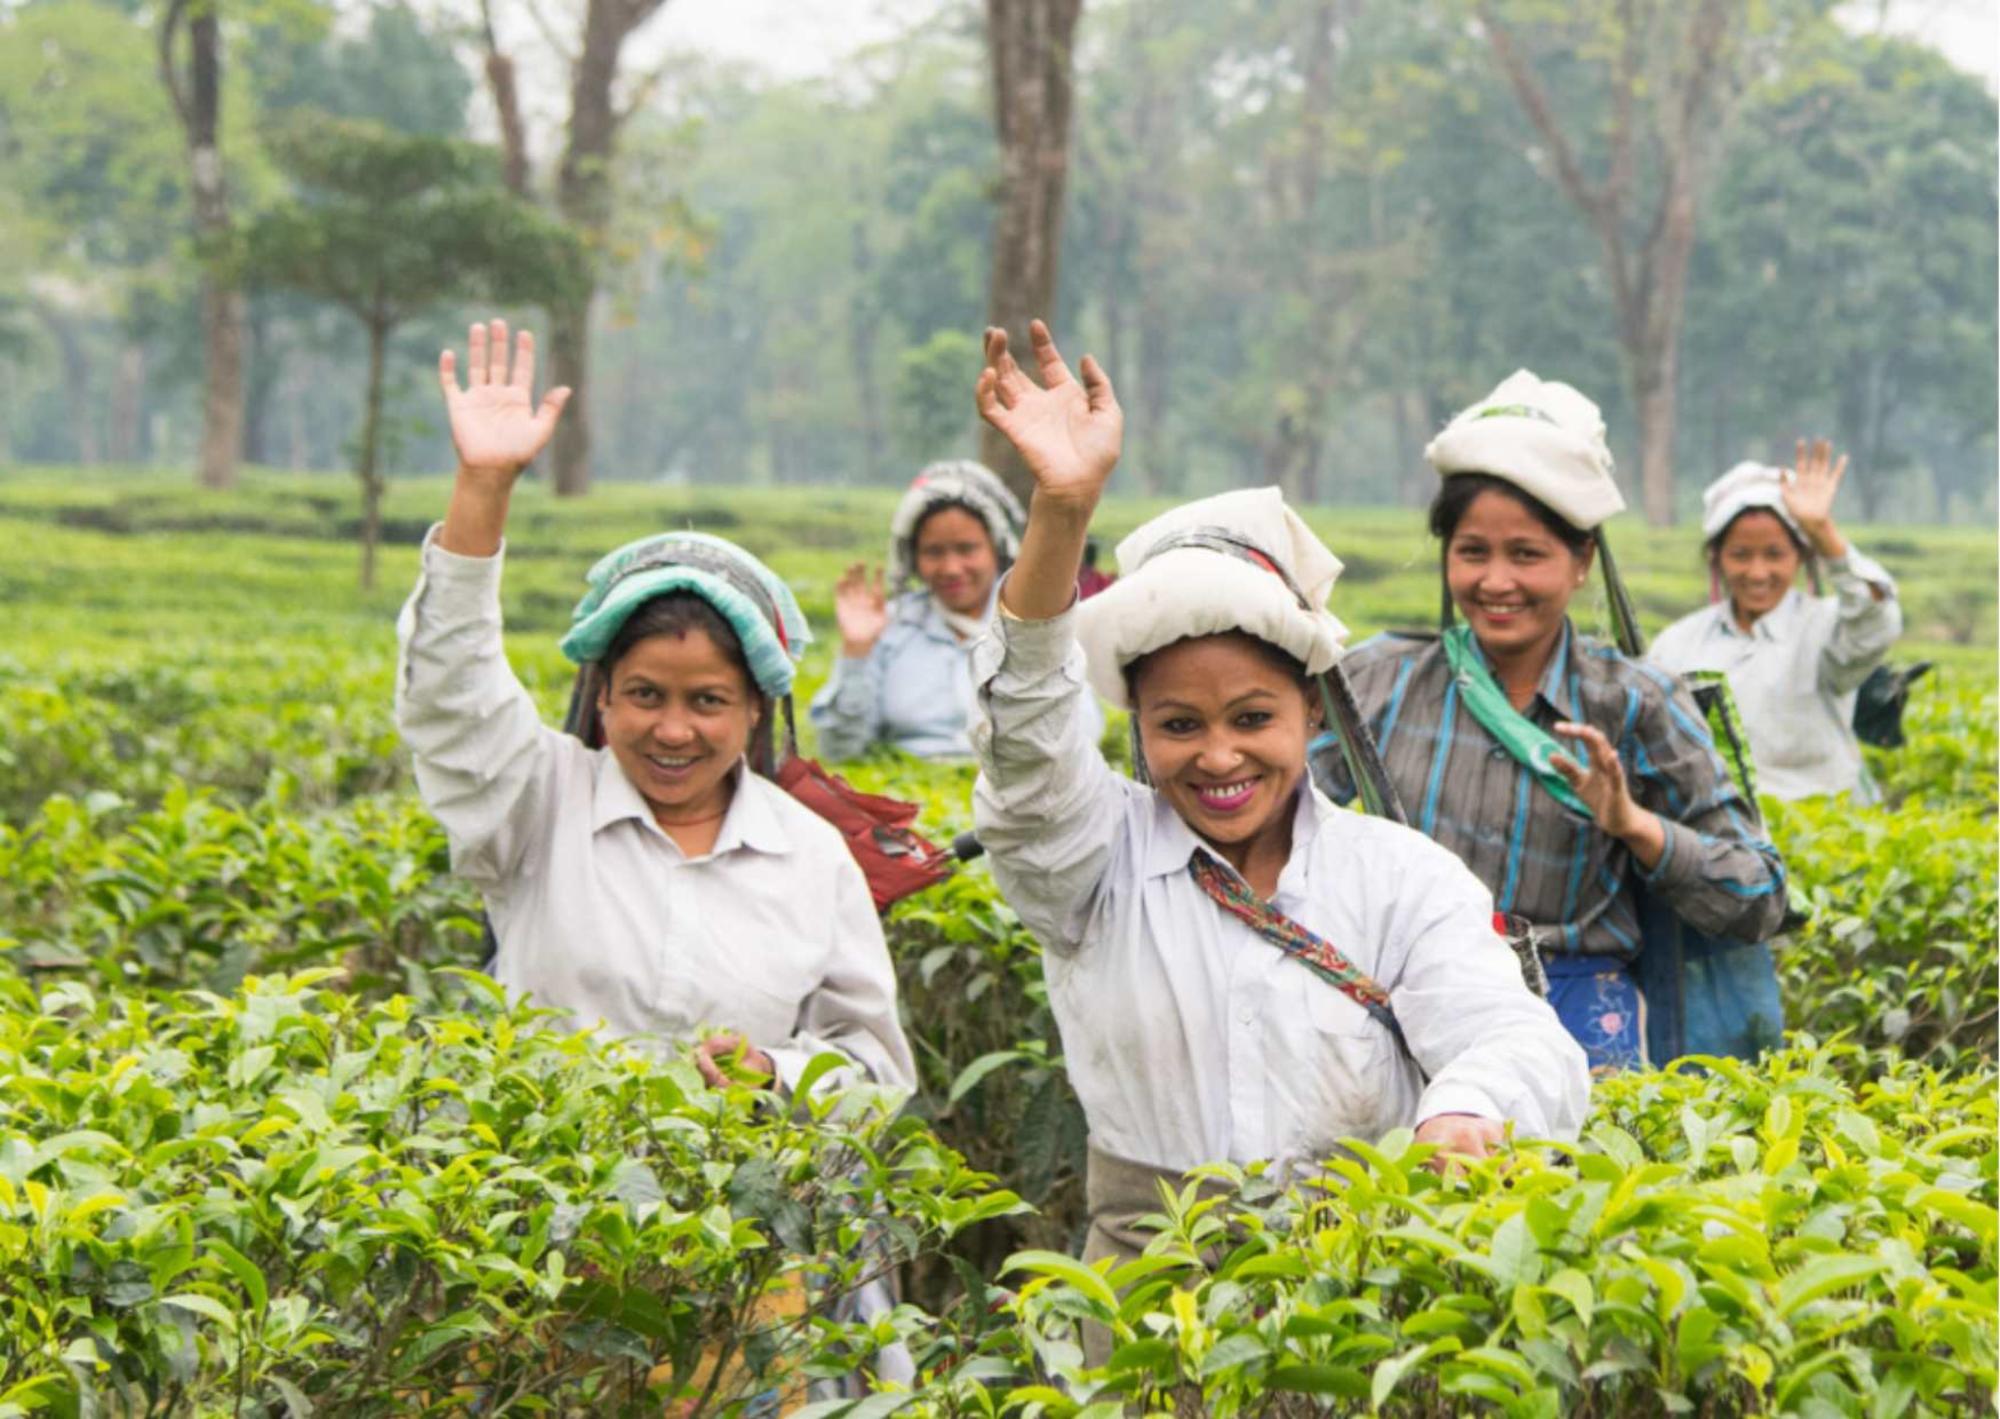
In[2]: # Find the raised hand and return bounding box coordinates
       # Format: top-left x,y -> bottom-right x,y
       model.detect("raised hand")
439,318 -> 571,481
834,562 -> 889,658
1551,721 -> 1665,867
1781,437 -> 1850,557
975,321 -> 1122,506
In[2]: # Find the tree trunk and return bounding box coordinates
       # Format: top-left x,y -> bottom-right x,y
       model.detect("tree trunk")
540,0 -> 673,497
240,298 -> 280,466
357,317 -> 389,591
162,0 -> 245,490
109,341 -> 146,464
979,0 -> 1085,504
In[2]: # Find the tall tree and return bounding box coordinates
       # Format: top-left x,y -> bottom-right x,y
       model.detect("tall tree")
980,0 -> 1084,502
159,0 -> 246,489
477,0 -> 677,496
242,117 -> 583,586
1473,0 -> 1827,524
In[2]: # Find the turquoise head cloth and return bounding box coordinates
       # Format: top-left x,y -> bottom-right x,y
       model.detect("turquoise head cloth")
559,532 -> 812,698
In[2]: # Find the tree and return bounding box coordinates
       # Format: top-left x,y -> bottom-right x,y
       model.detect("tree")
159,0 -> 248,489
1689,31 -> 1997,520
241,117 -> 584,586
979,0 -> 1085,503
1472,0 -> 1830,524
476,0 -> 680,496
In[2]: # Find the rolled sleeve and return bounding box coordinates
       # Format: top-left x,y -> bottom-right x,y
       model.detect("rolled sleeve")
1387,838 -> 1590,1142
1819,548 -> 1902,695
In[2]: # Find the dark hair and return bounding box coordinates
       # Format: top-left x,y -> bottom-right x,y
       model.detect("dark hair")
1428,473 -> 1594,556
601,591 -> 759,701
1123,632 -> 1311,708
1705,506 -> 1809,563
912,498 -> 999,552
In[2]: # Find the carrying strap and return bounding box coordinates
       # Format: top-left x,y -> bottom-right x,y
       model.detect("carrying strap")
1440,625 -> 1592,817
1188,850 -> 1407,1050
1138,528 -> 1408,824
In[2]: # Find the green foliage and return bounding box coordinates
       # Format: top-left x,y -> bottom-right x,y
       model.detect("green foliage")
918,1043 -> 1996,1417
0,471 -> 1991,1410
0,970 -> 1019,1416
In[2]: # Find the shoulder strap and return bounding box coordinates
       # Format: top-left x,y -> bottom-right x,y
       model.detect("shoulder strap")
1187,850 -> 1410,1054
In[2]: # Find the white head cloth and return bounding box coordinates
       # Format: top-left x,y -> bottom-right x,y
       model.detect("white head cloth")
1425,369 -> 1626,531
1074,487 -> 1348,710
1701,461 -> 1806,544
887,460 -> 1026,589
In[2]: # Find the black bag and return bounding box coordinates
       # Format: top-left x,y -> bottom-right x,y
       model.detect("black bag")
1852,661 -> 1933,750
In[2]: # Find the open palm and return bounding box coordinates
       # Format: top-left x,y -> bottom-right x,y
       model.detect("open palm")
975,321 -> 1122,502
439,319 -> 571,477
1782,437 -> 1847,531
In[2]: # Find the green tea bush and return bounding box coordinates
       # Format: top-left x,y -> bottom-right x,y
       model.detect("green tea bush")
1768,796 -> 1997,1072
911,1041 -> 1995,1418
0,970 -> 1021,1417
0,787 -> 486,1000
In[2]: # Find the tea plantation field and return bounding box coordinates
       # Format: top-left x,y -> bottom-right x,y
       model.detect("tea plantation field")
0,469 -> 1993,1417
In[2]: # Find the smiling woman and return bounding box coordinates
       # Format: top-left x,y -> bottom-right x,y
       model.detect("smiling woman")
967,322 -> 1587,1300
393,318 -> 915,1099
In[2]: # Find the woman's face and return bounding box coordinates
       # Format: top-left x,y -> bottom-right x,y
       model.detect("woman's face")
598,630 -> 760,824
1133,633 -> 1316,853
914,506 -> 1000,615
1445,489 -> 1591,663
1716,509 -> 1802,623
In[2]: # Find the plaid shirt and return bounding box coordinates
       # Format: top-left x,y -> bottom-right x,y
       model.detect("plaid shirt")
1312,623 -> 1786,961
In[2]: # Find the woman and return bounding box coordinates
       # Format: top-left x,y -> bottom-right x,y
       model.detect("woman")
1314,371 -> 1788,1069
397,319 -> 914,1097
1649,444 -> 1901,803
810,461 -> 1026,760
970,323 -> 1587,1274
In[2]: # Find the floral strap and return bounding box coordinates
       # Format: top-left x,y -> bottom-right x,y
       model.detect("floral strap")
1187,851 -> 1407,1051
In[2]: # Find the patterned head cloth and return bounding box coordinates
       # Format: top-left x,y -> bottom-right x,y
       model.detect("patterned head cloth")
1425,369 -> 1626,531
886,460 -> 1026,590
559,532 -> 812,698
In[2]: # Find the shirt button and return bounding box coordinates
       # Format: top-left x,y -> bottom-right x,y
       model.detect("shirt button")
1490,745 -> 1509,760
1239,1007 -> 1255,1025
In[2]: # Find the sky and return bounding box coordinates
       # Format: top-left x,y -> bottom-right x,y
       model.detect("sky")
641,0 -> 1998,89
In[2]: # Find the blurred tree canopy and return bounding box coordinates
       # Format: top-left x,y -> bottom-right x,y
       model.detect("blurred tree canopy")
0,0 -> 1992,522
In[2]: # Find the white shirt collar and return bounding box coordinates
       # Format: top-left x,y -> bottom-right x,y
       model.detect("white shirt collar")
591,752 -> 792,855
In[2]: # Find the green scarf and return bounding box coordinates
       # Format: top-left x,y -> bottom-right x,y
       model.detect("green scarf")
1440,625 -> 1591,817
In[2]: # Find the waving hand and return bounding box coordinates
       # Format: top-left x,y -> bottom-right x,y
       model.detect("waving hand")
975,321 -> 1122,506
440,318 -> 572,481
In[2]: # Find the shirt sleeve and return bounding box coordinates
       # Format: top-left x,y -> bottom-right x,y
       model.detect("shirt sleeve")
1817,548 -> 1902,695
1625,668 -> 1788,943
970,596 -> 1128,957
1381,832 -> 1591,1141
764,855 -> 917,1099
394,526 -> 560,888
807,651 -> 885,762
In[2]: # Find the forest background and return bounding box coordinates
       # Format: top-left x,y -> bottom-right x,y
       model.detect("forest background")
1,0 -> 1994,526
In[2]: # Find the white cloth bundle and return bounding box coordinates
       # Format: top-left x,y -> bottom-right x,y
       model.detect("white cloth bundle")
1425,370 -> 1625,531
1700,461 -> 1805,543
1074,487 -> 1347,709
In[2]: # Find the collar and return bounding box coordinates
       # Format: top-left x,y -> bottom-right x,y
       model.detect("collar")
1719,589 -> 1801,643
1141,778 -> 1322,880
591,751 -> 792,855
1464,620 -> 1580,722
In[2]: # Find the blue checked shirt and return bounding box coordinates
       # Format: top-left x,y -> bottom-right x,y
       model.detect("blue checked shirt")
1311,623 -> 1786,961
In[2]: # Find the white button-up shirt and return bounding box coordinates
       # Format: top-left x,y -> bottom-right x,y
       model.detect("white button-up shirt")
394,532 -> 916,1095
970,605 -> 1589,1175
1649,549 -> 1901,802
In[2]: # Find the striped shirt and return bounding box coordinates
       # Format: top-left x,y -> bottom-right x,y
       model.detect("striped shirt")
1311,623 -> 1785,960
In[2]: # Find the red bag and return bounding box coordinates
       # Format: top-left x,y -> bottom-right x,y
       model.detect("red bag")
774,754 -> 955,913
